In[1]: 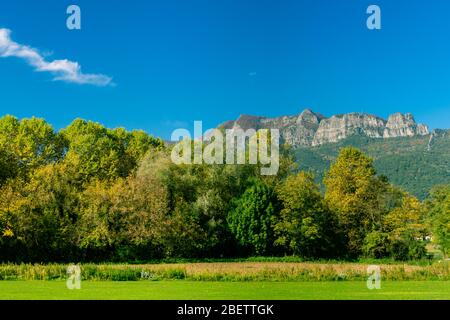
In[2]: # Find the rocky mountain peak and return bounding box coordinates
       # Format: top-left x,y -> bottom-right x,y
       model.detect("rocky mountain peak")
296,109 -> 324,125
384,112 -> 428,138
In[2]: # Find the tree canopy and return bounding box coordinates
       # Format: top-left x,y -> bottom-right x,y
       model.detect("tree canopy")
0,116 -> 447,262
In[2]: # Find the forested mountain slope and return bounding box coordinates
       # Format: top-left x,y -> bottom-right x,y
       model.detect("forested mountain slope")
295,130 -> 450,199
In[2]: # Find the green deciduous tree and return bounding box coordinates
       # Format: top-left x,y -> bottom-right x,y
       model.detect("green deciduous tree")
274,172 -> 340,258
363,192 -> 427,260
384,193 -> 425,240
1,163 -> 79,262
324,147 -> 391,257
61,119 -> 163,184
0,115 -> 63,183
227,178 -> 278,255
425,185 -> 450,259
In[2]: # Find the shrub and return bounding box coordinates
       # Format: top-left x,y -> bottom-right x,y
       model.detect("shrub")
389,237 -> 427,261
363,231 -> 389,259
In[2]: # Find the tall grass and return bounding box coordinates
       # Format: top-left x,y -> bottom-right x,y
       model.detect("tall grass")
0,261 -> 449,282
119,256 -> 436,266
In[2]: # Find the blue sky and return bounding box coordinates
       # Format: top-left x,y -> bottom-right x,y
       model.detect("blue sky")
1,0 -> 450,139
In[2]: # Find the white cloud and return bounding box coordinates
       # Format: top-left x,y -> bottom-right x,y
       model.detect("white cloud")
0,28 -> 113,86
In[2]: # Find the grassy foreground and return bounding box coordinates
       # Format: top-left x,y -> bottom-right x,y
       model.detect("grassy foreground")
2,262 -> 449,300
1,280 -> 450,300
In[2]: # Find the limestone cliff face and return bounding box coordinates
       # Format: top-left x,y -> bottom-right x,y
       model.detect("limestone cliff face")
217,109 -> 429,147
384,113 -> 429,138
311,113 -> 386,146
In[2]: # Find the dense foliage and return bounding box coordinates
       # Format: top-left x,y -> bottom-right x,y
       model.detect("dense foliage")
0,115 -> 448,262
295,133 -> 450,200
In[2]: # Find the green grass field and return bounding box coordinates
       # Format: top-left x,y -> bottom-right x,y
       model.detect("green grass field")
1,281 -> 450,300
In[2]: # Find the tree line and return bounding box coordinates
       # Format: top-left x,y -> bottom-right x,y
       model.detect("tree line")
0,115 -> 448,262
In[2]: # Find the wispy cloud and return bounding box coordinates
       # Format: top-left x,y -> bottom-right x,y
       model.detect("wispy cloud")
0,28 -> 113,86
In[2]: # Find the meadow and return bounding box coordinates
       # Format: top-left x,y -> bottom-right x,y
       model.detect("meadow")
1,280 -> 450,300
0,261 -> 449,300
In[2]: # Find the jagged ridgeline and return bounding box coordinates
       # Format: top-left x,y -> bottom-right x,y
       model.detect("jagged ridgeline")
217,110 -> 450,199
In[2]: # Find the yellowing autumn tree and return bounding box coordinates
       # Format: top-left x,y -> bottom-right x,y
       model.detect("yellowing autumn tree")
275,172 -> 340,258
384,194 -> 425,240
324,147 -> 386,256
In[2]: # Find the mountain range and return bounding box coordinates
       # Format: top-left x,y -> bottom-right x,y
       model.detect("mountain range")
216,110 -> 450,199
218,109 -> 430,147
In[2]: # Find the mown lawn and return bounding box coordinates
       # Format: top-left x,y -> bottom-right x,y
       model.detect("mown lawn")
0,281 -> 449,300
